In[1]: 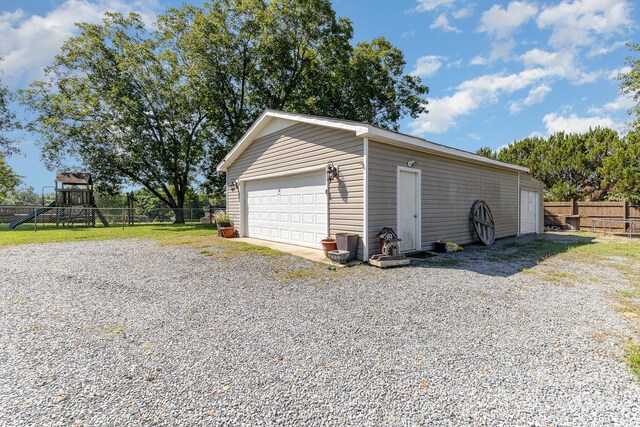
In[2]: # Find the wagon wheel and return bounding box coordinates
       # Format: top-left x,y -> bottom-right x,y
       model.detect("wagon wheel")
470,200 -> 495,245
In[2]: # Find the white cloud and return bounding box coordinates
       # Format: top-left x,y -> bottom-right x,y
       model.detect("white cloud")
479,1 -> 538,39
587,94 -> 635,115
518,48 -> 602,85
447,59 -> 463,69
509,84 -> 551,114
587,40 -> 628,57
411,55 -> 445,78
490,39 -> 517,61
608,66 -> 631,80
537,0 -> 632,48
543,112 -> 626,134
0,0 -> 160,85
467,132 -> 480,140
430,13 -> 461,33
451,7 -> 473,19
410,70 -> 545,134
415,0 -> 456,12
410,45 -> 605,135
469,55 -> 488,66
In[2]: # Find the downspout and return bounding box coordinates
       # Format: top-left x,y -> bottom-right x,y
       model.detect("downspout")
517,172 -> 521,236
326,164 -> 331,238
363,137 -> 369,261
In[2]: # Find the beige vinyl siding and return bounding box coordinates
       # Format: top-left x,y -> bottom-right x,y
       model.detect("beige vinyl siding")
226,123 -> 365,259
518,172 -> 544,233
367,140 -> 519,257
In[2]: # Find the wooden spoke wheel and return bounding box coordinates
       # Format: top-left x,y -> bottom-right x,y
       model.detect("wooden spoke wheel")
471,200 -> 495,245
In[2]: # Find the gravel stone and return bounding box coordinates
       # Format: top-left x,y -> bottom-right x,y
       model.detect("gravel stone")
0,235 -> 639,426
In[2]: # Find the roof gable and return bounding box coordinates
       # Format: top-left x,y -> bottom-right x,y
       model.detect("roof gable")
216,110 -> 529,173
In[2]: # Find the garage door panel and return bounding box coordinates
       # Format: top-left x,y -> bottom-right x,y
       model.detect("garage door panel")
246,172 -> 326,249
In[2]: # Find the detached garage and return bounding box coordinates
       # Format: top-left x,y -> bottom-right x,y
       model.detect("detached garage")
217,110 -> 543,261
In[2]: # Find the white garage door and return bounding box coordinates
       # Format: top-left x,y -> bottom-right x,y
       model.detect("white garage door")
520,190 -> 539,234
246,172 -> 327,249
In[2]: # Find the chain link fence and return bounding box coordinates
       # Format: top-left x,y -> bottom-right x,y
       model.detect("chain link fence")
0,205 -> 225,231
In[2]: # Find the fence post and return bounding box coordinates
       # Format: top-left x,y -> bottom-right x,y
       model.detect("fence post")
571,199 -> 577,216
34,208 -> 37,232
122,208 -> 125,230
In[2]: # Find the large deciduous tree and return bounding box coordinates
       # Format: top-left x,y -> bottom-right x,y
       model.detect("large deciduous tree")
0,58 -> 21,197
161,0 -> 428,193
618,43 -> 640,127
22,13 -> 211,223
23,2 -> 428,214
0,153 -> 21,199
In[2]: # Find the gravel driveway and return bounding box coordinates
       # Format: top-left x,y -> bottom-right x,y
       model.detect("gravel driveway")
1,236 -> 639,426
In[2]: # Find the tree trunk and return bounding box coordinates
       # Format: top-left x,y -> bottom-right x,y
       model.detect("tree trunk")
173,208 -> 185,224
173,188 -> 186,224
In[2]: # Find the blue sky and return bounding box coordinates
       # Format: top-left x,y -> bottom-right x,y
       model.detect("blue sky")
1,0 -> 637,191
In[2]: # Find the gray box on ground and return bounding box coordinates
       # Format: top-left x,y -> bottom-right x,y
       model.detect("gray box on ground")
336,233 -> 359,262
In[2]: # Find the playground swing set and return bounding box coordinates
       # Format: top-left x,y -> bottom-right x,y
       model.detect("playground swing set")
8,173 -> 110,230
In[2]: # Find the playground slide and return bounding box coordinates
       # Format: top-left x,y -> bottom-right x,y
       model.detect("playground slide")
95,208 -> 110,227
8,201 -> 57,230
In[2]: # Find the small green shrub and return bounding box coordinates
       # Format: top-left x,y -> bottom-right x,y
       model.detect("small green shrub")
214,213 -> 232,227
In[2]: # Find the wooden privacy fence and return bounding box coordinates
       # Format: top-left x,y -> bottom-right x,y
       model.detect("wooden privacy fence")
544,200 -> 640,231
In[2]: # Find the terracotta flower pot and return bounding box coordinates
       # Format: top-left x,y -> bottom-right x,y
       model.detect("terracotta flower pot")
220,226 -> 235,238
321,238 -> 337,257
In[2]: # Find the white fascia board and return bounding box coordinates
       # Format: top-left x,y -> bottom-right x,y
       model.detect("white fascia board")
266,110 -> 368,135
361,127 -> 530,173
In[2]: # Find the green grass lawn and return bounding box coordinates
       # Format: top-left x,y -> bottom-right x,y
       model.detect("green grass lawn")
0,223 -> 218,247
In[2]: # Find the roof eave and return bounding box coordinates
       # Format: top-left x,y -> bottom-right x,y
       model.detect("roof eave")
360,128 -> 530,174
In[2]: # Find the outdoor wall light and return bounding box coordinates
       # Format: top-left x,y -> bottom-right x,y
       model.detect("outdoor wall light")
228,180 -> 239,192
407,160 -> 418,167
326,161 -> 338,181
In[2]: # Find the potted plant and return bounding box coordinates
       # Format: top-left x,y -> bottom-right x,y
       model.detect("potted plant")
321,236 -> 337,257
215,213 -> 235,238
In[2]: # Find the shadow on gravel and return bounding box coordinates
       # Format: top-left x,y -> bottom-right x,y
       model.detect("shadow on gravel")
408,233 -> 596,277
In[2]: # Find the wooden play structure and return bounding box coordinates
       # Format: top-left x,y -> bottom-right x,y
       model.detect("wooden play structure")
8,172 -> 109,229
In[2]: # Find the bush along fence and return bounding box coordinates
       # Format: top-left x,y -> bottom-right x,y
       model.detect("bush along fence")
0,205 -> 224,231
544,200 -> 640,233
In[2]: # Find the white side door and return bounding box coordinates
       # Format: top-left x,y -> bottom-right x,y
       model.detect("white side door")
397,168 -> 420,252
520,190 -> 539,234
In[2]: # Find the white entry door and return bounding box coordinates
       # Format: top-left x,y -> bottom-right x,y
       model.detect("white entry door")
520,190 -> 539,234
245,172 -> 327,249
397,168 -> 420,252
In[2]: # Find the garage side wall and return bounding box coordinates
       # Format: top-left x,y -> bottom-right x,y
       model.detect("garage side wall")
367,140 -> 519,258
519,173 -> 544,233
226,123 -> 365,259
